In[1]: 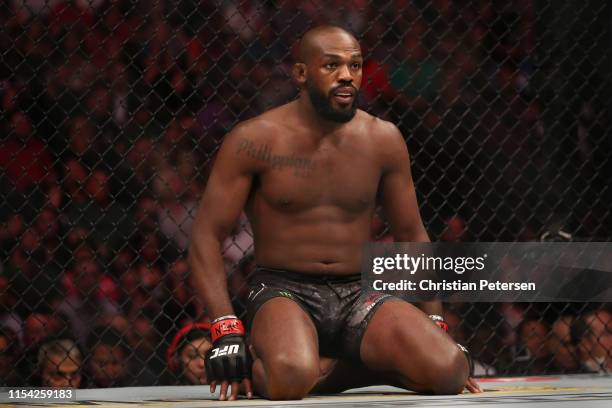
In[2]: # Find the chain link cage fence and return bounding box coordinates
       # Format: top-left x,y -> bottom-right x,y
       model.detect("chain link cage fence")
0,0 -> 610,388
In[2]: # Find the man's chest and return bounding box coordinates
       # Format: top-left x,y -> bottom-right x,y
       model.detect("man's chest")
254,141 -> 381,212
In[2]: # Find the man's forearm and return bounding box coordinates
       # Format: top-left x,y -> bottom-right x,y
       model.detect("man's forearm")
189,237 -> 235,319
415,301 -> 443,316
397,226 -> 442,315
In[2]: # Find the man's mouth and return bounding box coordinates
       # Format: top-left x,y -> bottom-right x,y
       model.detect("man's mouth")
332,87 -> 356,103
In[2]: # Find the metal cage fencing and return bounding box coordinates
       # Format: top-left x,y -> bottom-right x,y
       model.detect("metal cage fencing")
0,0 -> 610,387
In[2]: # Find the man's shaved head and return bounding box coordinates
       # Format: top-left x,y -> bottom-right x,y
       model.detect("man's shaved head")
298,26 -> 360,64
293,25 -> 362,123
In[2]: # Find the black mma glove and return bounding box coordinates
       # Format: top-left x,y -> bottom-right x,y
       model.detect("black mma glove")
205,316 -> 251,382
457,343 -> 475,377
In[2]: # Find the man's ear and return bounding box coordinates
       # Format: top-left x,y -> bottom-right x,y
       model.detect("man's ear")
292,63 -> 307,86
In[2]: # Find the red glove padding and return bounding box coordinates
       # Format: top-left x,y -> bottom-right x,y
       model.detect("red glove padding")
429,314 -> 449,332
211,318 -> 245,342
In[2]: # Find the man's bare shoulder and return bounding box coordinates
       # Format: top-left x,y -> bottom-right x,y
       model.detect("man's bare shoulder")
228,102 -> 296,143
218,103 -> 297,172
356,110 -> 406,150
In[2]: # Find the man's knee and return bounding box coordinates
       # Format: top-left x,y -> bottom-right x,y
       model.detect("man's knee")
424,345 -> 469,395
262,353 -> 320,400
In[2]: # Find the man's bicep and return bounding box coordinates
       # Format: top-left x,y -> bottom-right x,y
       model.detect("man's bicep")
194,133 -> 255,241
380,130 -> 429,242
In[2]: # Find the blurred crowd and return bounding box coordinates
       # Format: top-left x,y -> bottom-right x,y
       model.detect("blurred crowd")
0,0 -> 610,387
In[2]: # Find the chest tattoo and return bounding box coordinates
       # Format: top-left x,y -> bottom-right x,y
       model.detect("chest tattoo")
236,138 -> 317,177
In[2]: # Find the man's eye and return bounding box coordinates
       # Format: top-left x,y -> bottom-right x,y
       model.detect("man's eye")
325,63 -> 337,69
352,63 -> 362,69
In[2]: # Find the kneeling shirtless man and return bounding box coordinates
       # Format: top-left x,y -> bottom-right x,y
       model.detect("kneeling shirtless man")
189,25 -> 480,401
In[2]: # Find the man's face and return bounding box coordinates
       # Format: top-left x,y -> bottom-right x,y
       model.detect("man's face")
88,344 -> 127,387
521,320 -> 549,359
129,317 -> 158,354
584,311 -> 612,360
549,318 -> 578,370
303,31 -> 363,123
41,354 -> 82,388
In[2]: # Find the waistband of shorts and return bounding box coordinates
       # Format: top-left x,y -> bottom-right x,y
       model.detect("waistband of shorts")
254,265 -> 361,284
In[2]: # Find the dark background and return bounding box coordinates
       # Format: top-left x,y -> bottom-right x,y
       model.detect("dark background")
0,0 -> 610,386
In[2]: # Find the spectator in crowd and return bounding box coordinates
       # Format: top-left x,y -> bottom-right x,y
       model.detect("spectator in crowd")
166,258 -> 192,307
6,225 -> 62,316
19,310 -> 69,385
60,159 -> 89,207
166,323 -> 212,385
127,310 -> 171,384
109,247 -> 136,280
0,111 -> 56,192
460,304 -> 516,374
548,315 -> 581,372
58,254 -> 119,345
162,258 -> 207,337
444,308 -> 497,376
96,313 -> 130,338
440,215 -> 470,242
23,309 -> 67,351
117,107 -> 163,153
47,0 -> 96,37
86,326 -> 156,387
34,205 -> 71,270
63,167 -> 134,256
58,115 -> 97,161
389,19 -> 442,111
124,137 -> 158,190
574,309 -> 612,373
37,337 -> 83,388
223,213 -> 254,272
0,275 -> 22,339
0,213 -> 24,260
254,62 -> 297,114
118,262 -> 171,322
154,165 -> 197,251
84,82 -> 119,144
58,114 -> 136,205
130,230 -> 180,268
514,316 -> 552,374
0,326 -> 22,386
126,196 -> 159,250
227,255 -> 257,318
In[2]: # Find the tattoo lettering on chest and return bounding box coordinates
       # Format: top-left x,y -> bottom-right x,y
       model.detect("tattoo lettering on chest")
236,138 -> 317,177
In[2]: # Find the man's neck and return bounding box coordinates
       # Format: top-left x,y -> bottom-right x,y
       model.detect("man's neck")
296,93 -> 350,136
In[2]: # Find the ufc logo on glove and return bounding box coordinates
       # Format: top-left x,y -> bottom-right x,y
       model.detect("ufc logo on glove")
209,344 -> 240,359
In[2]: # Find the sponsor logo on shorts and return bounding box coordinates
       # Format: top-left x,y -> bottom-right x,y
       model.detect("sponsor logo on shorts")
248,284 -> 266,301
278,290 -> 294,299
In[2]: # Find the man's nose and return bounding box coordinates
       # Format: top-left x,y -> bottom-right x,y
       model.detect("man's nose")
337,64 -> 353,82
